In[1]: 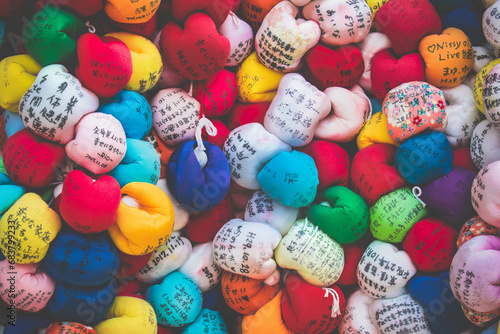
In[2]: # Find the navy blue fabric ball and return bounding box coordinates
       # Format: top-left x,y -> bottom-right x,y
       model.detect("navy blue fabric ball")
442,1 -> 485,45
41,228 -> 120,287
167,140 -> 230,212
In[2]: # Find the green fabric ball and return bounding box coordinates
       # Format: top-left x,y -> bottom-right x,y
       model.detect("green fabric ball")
306,186 -> 369,244
370,187 -> 429,243
23,6 -> 86,66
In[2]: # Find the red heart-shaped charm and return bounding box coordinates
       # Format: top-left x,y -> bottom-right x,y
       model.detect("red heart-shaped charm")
3,129 -> 66,188
171,0 -> 233,27
371,49 -> 426,103
304,44 -> 364,91
59,170 -> 121,234
194,69 -> 237,117
75,33 -> 133,98
160,12 -> 230,81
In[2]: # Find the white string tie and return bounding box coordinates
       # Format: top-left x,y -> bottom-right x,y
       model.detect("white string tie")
85,21 -> 96,33
323,288 -> 342,318
194,117 -> 217,168
229,11 -> 241,26
412,186 -> 427,208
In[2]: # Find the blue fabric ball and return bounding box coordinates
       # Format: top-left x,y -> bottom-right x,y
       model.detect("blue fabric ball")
395,131 -> 453,185
4,110 -> 25,138
0,184 -> 24,215
182,309 -> 227,334
4,311 -> 52,334
98,90 -> 152,140
369,97 -> 382,114
108,138 -> 160,187
0,250 -> 4,261
47,278 -> 116,326
429,0 -> 467,13
0,20 -> 5,49
407,272 -> 469,334
257,150 -> 318,208
482,320 -> 500,334
167,140 -> 230,212
146,271 -> 203,327
41,228 -> 119,287
442,0 -> 485,45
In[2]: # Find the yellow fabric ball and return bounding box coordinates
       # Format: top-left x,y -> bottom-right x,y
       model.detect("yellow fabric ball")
357,112 -> 398,150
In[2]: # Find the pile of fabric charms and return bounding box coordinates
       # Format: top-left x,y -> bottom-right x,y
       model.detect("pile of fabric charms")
1,0 -> 500,333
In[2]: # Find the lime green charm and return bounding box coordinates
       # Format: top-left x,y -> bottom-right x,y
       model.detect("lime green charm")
22,6 -> 86,66
370,187 -> 429,243
306,186 -> 369,244
0,158 -> 6,175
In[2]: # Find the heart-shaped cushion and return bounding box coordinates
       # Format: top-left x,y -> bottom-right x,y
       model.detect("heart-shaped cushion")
407,272 -> 469,334
93,296 -> 158,334
276,218 -> 344,287
60,170 -> 121,234
193,69 -> 237,117
281,272 -> 345,333
419,27 -> 474,88
146,271 -> 203,327
178,242 -> 223,293
225,102 -> 269,131
0,54 -> 41,112
161,12 -> 230,81
184,194 -> 234,243
263,73 -> 331,147
65,113 -> 127,175
213,219 -> 282,280
240,0 -> 282,30
298,139 -> 350,190
374,0 -> 442,56
182,309 -> 227,334
150,87 -> 200,146
370,187 -> 429,243
457,216 -> 500,250
402,217 -> 458,272
75,33 -> 133,98
22,6 -> 86,66
241,291 -> 294,334
2,129 -> 66,188
223,122 -> 291,190
316,84 -> 371,143
356,111 -> 398,150
255,1 -> 320,73
383,81 -> 447,143
167,140 -> 230,212
104,0 -> 160,23
450,235 -> 500,312
356,31 -> 392,93
171,0 -> 233,26
350,143 -> 407,206
103,32 -> 162,93
244,190 -> 299,236
236,52 -> 285,103
395,131 -> 454,184
221,270 -> 280,315
472,160 -> 500,228
0,260 -> 55,312
219,12 -> 254,67
46,322 -> 97,334
338,289 -> 377,334
0,193 -> 61,264
41,227 -> 120,287
371,49 -> 426,102
18,64 -> 99,144
307,186 -> 369,244
304,44 -> 365,91
108,182 -> 175,255
357,240 -> 417,299
303,0 -> 372,47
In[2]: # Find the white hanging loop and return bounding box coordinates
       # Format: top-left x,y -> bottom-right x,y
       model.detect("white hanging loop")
229,11 -> 241,26
294,217 -> 318,260
194,117 -> 217,168
85,21 -> 96,34
412,186 -> 427,208
187,81 -> 194,97
323,288 -> 342,318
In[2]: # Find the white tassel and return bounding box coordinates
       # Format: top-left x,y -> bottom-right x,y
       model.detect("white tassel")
323,287 -> 342,318
412,186 -> 427,208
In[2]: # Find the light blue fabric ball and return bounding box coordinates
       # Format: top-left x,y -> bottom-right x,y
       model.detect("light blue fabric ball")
4,110 -> 25,138
182,309 -> 227,334
98,90 -> 152,140
257,150 -> 318,208
108,138 -> 160,187
146,271 -> 203,327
